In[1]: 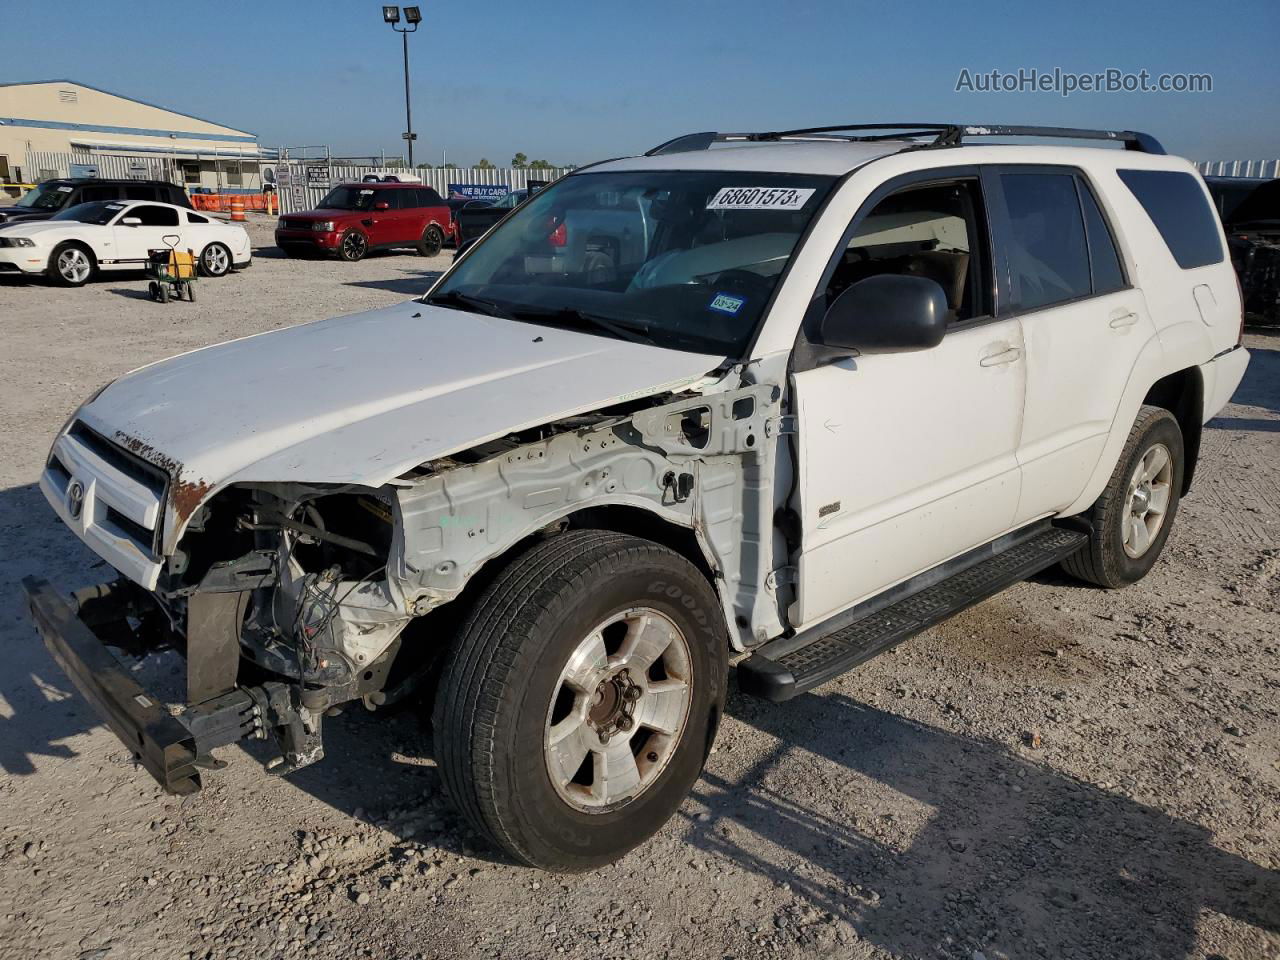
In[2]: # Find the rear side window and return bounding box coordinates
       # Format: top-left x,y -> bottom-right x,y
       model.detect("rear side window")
1117,170 -> 1223,269
999,172 -> 1091,311
185,211 -> 209,224
420,187 -> 443,205
1077,180 -> 1126,295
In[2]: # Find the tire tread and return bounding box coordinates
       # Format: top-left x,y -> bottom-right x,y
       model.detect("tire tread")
1061,404 -> 1181,587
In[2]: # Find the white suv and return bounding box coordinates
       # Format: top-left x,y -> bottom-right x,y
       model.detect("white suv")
24,124 -> 1249,871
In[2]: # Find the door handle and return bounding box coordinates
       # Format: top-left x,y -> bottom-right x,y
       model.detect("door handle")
1109,310 -> 1139,329
979,346 -> 1021,367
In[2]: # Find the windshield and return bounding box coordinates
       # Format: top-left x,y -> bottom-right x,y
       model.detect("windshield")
51,201 -> 124,225
15,183 -> 73,210
430,170 -> 837,355
318,186 -> 380,211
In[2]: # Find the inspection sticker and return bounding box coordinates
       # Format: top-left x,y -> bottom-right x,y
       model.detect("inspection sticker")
709,293 -> 746,315
707,186 -> 815,211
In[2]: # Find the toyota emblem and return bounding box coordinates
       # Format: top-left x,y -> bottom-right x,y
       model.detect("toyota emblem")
67,480 -> 85,520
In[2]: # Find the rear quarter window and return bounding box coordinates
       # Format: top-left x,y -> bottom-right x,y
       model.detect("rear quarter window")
1117,170 -> 1223,269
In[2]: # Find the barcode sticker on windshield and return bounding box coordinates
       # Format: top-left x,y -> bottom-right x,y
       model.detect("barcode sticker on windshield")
707,186 -> 815,211
56,186 -> 73,192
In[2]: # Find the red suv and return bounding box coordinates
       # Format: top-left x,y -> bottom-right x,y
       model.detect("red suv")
275,183 -> 452,261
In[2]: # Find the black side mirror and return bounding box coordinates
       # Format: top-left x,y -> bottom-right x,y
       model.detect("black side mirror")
818,274 -> 949,354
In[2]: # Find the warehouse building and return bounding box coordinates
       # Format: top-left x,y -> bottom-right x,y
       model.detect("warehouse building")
0,79 -> 274,190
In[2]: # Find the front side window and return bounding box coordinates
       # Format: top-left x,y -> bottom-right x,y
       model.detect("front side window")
431,170 -> 838,355
318,186 -> 379,211
1000,173 -> 1092,311
80,185 -> 121,203
124,185 -> 159,202
125,204 -> 180,226
824,179 -> 989,322
1118,169 -> 1224,269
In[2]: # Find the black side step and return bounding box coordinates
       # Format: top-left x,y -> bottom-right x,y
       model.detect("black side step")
737,525 -> 1088,702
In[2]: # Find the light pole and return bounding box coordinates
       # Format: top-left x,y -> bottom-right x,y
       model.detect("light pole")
382,6 -> 421,168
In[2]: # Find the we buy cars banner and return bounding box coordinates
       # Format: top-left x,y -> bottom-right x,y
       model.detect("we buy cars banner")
449,183 -> 510,200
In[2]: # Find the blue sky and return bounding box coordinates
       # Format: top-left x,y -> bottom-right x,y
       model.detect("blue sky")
8,0 -> 1278,165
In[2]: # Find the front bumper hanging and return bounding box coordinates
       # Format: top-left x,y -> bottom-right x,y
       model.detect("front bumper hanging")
22,577 -> 321,795
24,577 -> 204,794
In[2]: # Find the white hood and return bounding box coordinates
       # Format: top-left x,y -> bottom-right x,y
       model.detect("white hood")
0,219 -> 84,242
78,300 -> 722,501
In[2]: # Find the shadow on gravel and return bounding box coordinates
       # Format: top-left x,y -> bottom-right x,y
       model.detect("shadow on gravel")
106,287 -> 158,301
0,482 -> 102,779
1232,345 -> 1279,414
343,272 -> 443,297
1209,417 -> 1280,433
685,691 -> 1280,959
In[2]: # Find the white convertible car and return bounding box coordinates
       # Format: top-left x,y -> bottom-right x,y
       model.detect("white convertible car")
0,199 -> 252,286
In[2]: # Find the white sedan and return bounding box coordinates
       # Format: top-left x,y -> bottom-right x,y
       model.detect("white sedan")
0,199 -> 252,286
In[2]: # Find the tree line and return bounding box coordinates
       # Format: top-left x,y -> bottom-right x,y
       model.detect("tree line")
391,154 -> 572,170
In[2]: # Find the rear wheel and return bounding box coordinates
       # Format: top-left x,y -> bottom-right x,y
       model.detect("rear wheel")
433,530 -> 727,871
48,243 -> 94,286
199,242 -> 231,277
1061,405 -> 1184,588
338,229 -> 368,262
416,224 -> 444,257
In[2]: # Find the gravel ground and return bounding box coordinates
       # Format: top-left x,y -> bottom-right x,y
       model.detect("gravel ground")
0,216 -> 1277,960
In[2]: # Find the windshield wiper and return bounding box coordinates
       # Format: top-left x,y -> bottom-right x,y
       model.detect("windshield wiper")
424,289 -> 515,320
509,306 -> 657,346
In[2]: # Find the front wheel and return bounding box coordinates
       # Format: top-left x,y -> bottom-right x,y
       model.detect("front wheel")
433,530 -> 727,871
338,229 -> 368,262
1061,405 -> 1184,588
48,243 -> 95,286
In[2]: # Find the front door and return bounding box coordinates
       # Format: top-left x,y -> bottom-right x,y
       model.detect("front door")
791,175 -> 1026,627
111,203 -> 185,265
986,167 -> 1158,521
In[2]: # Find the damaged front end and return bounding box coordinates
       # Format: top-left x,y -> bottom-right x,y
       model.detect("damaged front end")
26,369 -> 790,795
24,477 -> 418,791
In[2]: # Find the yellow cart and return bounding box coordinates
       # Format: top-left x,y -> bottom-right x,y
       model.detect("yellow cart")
145,238 -> 197,303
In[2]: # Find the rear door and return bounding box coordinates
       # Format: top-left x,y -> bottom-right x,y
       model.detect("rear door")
392,187 -> 425,244
985,166 -> 1157,522
791,170 -> 1027,627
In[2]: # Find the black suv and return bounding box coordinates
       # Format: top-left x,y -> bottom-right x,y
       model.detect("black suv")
0,179 -> 192,226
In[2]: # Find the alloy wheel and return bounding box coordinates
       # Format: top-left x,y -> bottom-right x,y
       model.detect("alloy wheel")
203,244 -> 229,275
342,232 -> 367,260
544,607 -> 693,812
57,248 -> 92,284
1123,442 -> 1173,558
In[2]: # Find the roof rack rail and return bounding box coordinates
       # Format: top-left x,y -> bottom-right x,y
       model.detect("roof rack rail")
644,123 -> 1165,157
